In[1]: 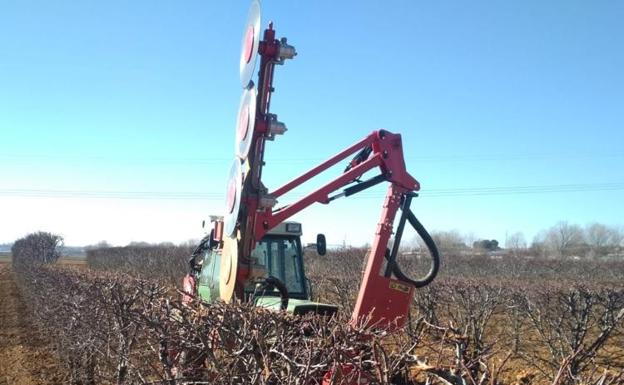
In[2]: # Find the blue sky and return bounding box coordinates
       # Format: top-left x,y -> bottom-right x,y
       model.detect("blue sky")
1,1 -> 623,246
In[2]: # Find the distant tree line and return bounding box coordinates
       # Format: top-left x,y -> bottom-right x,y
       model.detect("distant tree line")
421,221 -> 623,259
531,221 -> 623,258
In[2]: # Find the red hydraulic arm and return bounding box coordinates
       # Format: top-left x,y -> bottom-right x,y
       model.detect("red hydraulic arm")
243,129 -> 439,329
255,130 -> 417,238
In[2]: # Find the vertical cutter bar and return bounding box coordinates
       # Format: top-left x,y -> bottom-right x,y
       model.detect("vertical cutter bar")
251,26 -> 277,192
240,25 -> 279,263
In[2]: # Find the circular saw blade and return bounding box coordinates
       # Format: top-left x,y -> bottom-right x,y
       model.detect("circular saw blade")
239,0 -> 261,88
224,158 -> 243,237
235,85 -> 257,160
219,234 -> 239,302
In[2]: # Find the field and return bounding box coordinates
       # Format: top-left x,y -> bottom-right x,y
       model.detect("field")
0,264 -> 64,385
2,248 -> 624,385
0,255 -> 85,385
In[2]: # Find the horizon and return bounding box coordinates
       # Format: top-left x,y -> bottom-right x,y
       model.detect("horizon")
3,218 -> 622,252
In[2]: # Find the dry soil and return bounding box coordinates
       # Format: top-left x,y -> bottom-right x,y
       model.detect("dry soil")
0,263 -> 63,385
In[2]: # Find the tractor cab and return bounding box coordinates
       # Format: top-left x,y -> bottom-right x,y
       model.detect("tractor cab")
195,221 -> 337,316
247,222 -> 308,299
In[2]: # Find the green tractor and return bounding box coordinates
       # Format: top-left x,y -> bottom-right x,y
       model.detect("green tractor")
184,218 -> 337,316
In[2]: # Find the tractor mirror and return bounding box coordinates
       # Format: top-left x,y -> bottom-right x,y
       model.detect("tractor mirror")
202,220 -> 206,229
316,234 -> 326,256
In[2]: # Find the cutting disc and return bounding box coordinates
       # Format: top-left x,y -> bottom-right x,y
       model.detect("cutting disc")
219,234 -> 239,302
239,0 -> 261,88
224,158 -> 243,237
235,85 -> 257,160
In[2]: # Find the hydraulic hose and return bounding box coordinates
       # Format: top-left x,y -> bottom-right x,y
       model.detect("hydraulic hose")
384,193 -> 440,288
391,209 -> 440,288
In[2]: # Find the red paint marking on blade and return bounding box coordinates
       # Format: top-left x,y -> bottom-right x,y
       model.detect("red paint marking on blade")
243,26 -> 254,64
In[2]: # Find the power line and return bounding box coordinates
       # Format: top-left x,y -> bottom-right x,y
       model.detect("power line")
329,182 -> 624,199
422,182 -> 624,197
0,189 -> 219,200
1,182 -> 623,200
2,151 -> 623,166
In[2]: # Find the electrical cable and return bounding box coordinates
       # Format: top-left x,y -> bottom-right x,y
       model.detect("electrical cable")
0,182 -> 623,200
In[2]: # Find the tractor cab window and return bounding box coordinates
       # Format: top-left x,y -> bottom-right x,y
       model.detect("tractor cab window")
251,236 -> 306,298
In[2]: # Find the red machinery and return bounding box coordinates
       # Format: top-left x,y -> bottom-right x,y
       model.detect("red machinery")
206,0 -> 439,331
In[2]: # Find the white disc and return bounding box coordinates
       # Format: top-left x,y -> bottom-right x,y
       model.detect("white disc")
239,0 -> 261,89
235,85 -> 257,160
224,158 -> 243,237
